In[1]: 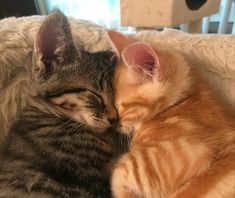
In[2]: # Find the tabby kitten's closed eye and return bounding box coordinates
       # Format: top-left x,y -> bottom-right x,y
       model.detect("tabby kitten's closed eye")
108,31 -> 235,198
0,12 -> 123,198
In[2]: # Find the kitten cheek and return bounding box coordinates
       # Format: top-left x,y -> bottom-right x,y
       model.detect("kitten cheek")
118,121 -> 134,135
82,113 -> 110,133
71,113 -> 86,124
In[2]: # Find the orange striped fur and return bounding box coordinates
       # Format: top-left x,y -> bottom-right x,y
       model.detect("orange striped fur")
108,31 -> 235,198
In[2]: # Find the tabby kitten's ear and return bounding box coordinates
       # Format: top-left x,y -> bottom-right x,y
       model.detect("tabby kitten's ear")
34,11 -> 77,79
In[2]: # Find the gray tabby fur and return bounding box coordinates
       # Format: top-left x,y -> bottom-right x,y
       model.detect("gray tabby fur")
0,14 -> 111,148
0,11 -> 124,197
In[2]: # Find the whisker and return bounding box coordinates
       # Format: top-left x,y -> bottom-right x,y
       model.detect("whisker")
106,130 -> 117,143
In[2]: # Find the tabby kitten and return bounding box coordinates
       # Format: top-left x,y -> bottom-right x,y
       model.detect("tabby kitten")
0,12 -> 120,197
108,31 -> 235,198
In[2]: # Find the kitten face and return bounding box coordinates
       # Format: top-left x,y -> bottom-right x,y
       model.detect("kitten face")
108,31 -> 191,135
40,50 -> 117,133
30,11 -> 117,133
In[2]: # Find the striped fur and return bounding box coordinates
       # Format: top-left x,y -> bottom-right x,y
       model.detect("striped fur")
109,31 -> 235,198
0,106 -> 114,197
0,12 -> 126,197
0,12 -> 110,149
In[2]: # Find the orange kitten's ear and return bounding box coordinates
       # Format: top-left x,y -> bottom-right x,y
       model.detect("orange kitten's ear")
107,30 -> 131,59
122,42 -> 163,80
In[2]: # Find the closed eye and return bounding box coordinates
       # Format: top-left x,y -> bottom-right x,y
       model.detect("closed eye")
43,87 -> 87,99
85,101 -> 97,109
43,87 -> 106,113
87,89 -> 104,104
85,95 -> 106,112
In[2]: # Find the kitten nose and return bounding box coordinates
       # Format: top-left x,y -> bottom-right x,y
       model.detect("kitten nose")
108,118 -> 118,125
107,106 -> 118,125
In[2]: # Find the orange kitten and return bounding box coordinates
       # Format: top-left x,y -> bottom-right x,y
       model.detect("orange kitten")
108,31 -> 235,198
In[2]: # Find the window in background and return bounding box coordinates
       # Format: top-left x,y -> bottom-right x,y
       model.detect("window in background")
209,0 -> 235,33
42,0 -> 234,34
46,0 -> 135,32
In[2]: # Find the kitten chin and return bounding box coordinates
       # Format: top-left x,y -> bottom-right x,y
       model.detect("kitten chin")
118,121 -> 143,136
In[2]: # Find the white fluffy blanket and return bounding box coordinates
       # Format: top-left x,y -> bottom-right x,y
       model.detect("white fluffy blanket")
0,16 -> 234,144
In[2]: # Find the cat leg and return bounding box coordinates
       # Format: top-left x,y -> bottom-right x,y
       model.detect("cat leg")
112,139 -> 214,198
111,153 -> 145,198
112,149 -> 165,198
171,154 -> 235,198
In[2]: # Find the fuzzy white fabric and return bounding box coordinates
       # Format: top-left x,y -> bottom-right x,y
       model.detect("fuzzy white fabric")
0,15 -> 234,145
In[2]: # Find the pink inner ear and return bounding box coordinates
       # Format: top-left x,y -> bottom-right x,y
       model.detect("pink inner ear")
122,42 -> 160,77
37,23 -> 61,62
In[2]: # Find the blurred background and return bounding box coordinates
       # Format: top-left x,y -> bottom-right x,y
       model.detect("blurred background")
0,0 -> 234,34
